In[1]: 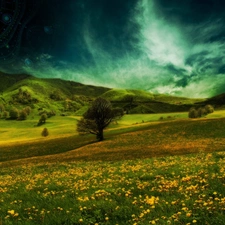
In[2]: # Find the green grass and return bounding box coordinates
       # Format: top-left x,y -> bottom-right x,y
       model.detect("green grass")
115,112 -> 188,126
0,109 -> 225,224
0,110 -> 225,164
0,116 -> 80,143
0,152 -> 225,224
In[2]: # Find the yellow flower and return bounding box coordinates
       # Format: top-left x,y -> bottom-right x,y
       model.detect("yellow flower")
186,213 -> 192,217
79,218 -> 83,222
105,217 -> 109,221
192,220 -> 197,223
8,210 -> 15,215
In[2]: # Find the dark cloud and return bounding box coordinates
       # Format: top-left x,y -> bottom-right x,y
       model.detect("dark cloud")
1,0 -> 225,97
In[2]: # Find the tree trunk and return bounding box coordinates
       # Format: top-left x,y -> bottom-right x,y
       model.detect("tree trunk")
97,129 -> 104,141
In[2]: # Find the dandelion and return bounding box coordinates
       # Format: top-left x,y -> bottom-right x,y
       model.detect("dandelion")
8,210 -> 15,215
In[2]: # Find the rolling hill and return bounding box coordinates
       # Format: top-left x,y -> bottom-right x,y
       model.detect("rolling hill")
0,71 -> 221,115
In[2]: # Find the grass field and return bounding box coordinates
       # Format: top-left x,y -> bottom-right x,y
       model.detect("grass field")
1,110 -> 225,224
0,152 -> 225,224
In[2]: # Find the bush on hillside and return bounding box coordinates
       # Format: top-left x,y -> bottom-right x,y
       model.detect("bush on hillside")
189,104 -> 214,119
37,113 -> 47,126
9,107 -> 19,119
205,104 -> 214,114
18,109 -> 28,120
188,107 -> 198,118
0,104 -> 5,112
39,110 -> 56,118
50,90 -> 63,101
12,88 -> 33,104
41,128 -> 49,137
24,106 -> 32,115
2,111 -> 9,119
197,107 -> 207,118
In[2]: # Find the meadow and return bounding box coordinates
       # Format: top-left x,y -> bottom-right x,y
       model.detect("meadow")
1,110 -> 225,224
0,152 -> 225,224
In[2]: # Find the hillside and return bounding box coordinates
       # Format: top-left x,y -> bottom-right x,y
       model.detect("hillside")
0,71 -> 222,115
0,71 -> 31,92
198,93 -> 225,107
0,72 -> 110,115
101,89 -> 205,113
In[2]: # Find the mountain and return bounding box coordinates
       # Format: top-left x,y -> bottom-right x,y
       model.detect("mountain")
0,72 -> 110,115
0,72 -> 215,115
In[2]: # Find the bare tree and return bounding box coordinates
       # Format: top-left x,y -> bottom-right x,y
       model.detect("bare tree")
77,97 -> 118,141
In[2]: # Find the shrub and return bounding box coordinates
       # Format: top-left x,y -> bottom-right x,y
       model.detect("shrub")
24,106 -> 32,115
18,110 -> 27,120
197,107 -> 207,118
9,107 -> 19,119
0,104 -> 5,113
41,128 -> 49,137
2,111 -> 9,119
205,104 -> 214,114
38,113 -> 47,126
188,107 -> 198,118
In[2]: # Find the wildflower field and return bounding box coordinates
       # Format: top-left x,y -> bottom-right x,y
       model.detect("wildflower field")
1,151 -> 225,225
1,114 -> 225,224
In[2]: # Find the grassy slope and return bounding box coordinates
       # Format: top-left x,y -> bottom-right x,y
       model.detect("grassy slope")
101,89 -> 205,113
1,134 -> 225,224
1,110 -> 225,166
0,102 -> 225,224
0,71 -> 31,92
101,88 -> 205,104
3,72 -> 223,115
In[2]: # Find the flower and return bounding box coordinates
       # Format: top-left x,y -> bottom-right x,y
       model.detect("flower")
8,210 -> 15,215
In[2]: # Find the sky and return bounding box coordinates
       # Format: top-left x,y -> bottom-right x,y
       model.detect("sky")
0,0 -> 225,97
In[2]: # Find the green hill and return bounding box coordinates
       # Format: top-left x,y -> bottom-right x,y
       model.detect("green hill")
100,89 -> 205,113
198,93 -> 225,107
0,71 -> 221,115
0,72 -> 110,115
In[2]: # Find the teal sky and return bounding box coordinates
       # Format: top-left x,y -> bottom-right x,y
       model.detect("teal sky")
1,0 -> 225,97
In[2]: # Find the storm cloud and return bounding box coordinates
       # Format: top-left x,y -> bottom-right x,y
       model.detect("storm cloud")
1,0 -> 225,97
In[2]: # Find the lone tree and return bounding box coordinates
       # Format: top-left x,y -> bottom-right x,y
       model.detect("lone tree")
77,97 -> 118,141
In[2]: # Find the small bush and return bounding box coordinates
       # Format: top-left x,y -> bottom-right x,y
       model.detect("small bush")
2,111 -> 9,119
41,128 -> 49,137
188,108 -> 198,118
0,104 -> 5,113
205,104 -> 214,114
18,110 -> 27,120
9,107 -> 19,119
37,113 -> 47,126
24,106 -> 32,115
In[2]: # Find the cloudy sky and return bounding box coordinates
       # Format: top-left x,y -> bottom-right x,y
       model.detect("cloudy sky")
1,0 -> 225,97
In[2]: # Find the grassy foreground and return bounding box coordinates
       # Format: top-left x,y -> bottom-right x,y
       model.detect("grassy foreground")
0,152 -> 225,224
1,111 -> 225,224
